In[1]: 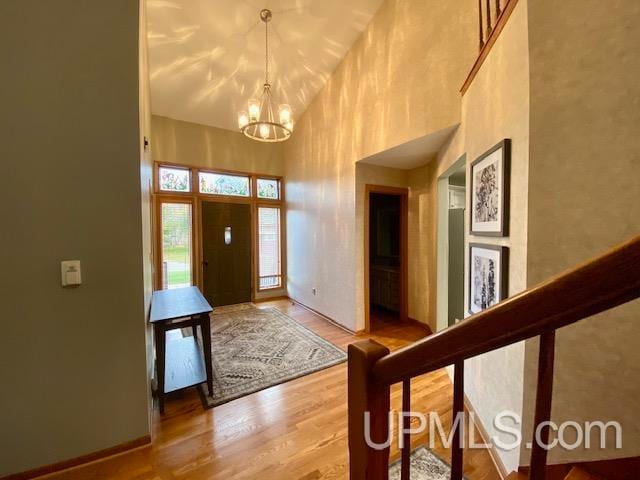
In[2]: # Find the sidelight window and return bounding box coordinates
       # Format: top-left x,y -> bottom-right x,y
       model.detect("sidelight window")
160,202 -> 193,289
257,207 -> 282,290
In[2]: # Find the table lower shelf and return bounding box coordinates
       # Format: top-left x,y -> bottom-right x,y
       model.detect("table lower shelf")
164,335 -> 206,394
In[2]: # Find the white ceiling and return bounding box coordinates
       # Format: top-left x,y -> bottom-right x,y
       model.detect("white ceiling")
146,0 -> 384,131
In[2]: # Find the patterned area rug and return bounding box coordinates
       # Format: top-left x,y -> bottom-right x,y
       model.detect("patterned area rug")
389,447 -> 466,480
210,303 -> 253,315
199,306 -> 347,407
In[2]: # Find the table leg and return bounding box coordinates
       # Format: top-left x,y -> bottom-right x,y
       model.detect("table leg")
192,324 -> 198,340
154,323 -> 166,414
200,313 -> 214,397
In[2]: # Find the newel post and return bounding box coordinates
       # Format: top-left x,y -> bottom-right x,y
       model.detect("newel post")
348,340 -> 391,480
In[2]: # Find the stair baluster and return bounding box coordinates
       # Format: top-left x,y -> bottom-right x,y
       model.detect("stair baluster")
478,0 -> 485,50
451,360 -> 465,480
401,379 -> 411,479
485,0 -> 493,36
529,331 -> 556,480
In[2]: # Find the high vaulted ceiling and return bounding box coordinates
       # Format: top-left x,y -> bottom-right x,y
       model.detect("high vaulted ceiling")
147,0 -> 384,132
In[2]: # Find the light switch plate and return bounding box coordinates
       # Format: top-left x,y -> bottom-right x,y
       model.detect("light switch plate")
61,260 -> 82,287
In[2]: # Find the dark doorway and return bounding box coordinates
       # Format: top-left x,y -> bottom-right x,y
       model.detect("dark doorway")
369,192 -> 402,329
201,202 -> 251,307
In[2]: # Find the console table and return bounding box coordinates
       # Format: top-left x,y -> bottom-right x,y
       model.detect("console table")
149,286 -> 213,414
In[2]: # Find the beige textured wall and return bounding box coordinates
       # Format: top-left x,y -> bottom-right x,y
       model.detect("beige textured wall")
284,0 -> 477,330
522,0 -> 640,464
151,115 -> 285,176
407,162 -> 440,331
435,0 -> 531,471
0,1 -> 150,476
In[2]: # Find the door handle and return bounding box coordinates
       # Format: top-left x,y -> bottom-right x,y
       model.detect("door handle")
202,261 -> 209,267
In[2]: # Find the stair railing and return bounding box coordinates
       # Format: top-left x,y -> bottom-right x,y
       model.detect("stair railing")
478,0 -> 507,50
462,0 -> 520,95
348,235 -> 640,480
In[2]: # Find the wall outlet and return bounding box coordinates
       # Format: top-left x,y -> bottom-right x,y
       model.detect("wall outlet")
312,287 -> 317,296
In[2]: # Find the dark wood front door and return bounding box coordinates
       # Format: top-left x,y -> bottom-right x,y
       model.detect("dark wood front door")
201,202 -> 252,306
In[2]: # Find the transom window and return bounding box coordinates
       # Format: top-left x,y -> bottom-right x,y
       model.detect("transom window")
159,166 -> 191,192
257,178 -> 280,199
156,165 -> 281,201
199,172 -> 250,197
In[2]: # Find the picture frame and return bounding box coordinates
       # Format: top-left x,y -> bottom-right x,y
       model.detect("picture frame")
469,139 -> 511,236
468,243 -> 509,315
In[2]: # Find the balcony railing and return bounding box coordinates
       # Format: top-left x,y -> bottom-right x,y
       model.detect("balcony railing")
461,0 -> 520,94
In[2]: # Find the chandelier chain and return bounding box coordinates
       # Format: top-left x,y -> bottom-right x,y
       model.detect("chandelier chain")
265,18 -> 269,85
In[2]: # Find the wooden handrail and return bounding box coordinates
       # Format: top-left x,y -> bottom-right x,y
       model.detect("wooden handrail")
371,235 -> 640,386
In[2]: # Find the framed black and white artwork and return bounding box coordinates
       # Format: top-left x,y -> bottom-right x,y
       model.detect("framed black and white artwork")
468,243 -> 509,314
469,139 -> 511,236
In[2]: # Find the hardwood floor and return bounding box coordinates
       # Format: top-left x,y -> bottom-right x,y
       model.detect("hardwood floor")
41,299 -> 500,480
369,305 -> 401,331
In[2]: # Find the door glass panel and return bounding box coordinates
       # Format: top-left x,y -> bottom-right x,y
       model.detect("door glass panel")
258,207 -> 281,289
199,172 -> 250,197
161,203 -> 193,289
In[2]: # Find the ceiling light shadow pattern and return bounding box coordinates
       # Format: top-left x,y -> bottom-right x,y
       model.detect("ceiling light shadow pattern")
147,0 -> 384,132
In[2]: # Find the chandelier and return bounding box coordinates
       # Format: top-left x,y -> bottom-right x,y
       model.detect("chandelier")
237,9 -> 292,142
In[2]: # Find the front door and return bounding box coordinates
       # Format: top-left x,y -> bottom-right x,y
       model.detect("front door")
201,202 -> 252,306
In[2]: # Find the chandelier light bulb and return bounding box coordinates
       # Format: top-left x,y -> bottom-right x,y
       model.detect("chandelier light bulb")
278,104 -> 291,124
285,120 -> 293,132
259,123 -> 270,139
248,99 -> 260,122
238,111 -> 249,129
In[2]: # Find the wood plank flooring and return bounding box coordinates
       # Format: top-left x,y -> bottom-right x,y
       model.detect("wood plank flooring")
40,299 -> 500,480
